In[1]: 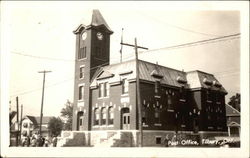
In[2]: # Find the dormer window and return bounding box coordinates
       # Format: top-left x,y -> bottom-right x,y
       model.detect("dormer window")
176,76 -> 187,84
203,77 -> 213,86
213,81 -> 222,88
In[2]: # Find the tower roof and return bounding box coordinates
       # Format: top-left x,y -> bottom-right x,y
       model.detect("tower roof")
73,9 -> 113,34
91,10 -> 113,33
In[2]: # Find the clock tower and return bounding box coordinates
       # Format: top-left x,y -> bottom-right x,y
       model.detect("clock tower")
72,10 -> 113,131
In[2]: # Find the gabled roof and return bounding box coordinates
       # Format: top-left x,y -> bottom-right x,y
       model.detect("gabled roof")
226,104 -> 240,116
73,9 -> 113,34
24,115 -> 53,125
9,111 -> 17,121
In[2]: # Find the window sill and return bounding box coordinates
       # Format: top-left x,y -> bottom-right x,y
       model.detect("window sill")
207,100 -> 212,103
181,124 -> 186,128
142,124 -> 149,127
78,100 -> 84,102
216,102 -> 221,104
154,95 -> 161,98
154,123 -> 162,126
121,94 -> 129,97
179,99 -> 186,102
97,96 -> 109,99
78,58 -> 87,61
167,109 -> 174,112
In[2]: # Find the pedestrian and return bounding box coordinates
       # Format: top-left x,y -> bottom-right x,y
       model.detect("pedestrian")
164,134 -> 169,147
21,137 -> 26,147
26,136 -> 30,147
30,136 -> 36,147
44,137 -> 49,147
41,136 -> 45,146
52,135 -> 57,147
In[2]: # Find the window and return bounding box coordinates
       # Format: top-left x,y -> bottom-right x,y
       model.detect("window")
142,111 -> 146,124
101,108 -> 107,125
155,109 -> 160,123
94,108 -> 100,125
108,107 -> 114,125
79,118 -> 83,126
155,137 -> 162,144
155,81 -> 160,94
104,82 -> 109,97
79,86 -> 84,100
80,66 -> 84,79
23,123 -> 28,128
122,79 -> 129,94
167,95 -> 174,111
207,90 -> 212,102
78,47 -> 86,59
99,82 -> 109,98
179,86 -> 186,102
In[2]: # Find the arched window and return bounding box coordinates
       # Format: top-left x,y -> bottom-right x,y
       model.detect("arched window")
108,107 -> 114,125
101,107 -> 107,125
94,108 -> 100,125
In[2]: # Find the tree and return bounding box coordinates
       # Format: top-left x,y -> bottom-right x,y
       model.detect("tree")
48,117 -> 63,137
228,93 -> 240,112
60,100 -> 73,130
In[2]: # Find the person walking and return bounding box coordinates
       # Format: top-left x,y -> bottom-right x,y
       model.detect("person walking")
30,136 -> 37,147
52,135 -> 57,147
164,134 -> 169,147
26,136 -> 30,147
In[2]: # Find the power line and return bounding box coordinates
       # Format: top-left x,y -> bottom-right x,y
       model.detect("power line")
139,33 -> 240,54
135,10 -> 222,37
11,51 -> 76,62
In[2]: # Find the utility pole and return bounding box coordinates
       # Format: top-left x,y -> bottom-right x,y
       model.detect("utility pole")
119,28 -> 124,63
20,104 -> 23,138
16,96 -> 19,146
38,70 -> 51,135
121,38 -> 148,147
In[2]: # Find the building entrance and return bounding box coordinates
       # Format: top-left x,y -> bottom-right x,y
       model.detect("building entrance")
77,111 -> 84,131
121,108 -> 130,130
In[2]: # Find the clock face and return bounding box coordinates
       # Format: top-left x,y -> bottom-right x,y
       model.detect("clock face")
96,32 -> 103,40
81,32 -> 87,40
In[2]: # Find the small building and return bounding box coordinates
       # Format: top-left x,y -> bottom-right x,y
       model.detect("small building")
9,111 -> 19,146
226,104 -> 240,137
21,115 -> 53,138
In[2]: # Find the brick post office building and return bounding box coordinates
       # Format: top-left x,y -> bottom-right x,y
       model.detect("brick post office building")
64,10 -> 228,147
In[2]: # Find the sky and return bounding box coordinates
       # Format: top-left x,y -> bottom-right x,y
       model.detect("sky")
1,1 -> 247,118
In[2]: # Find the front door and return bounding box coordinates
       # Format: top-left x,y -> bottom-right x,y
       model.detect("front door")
79,115 -> 84,131
77,111 -> 84,131
122,113 -> 130,130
